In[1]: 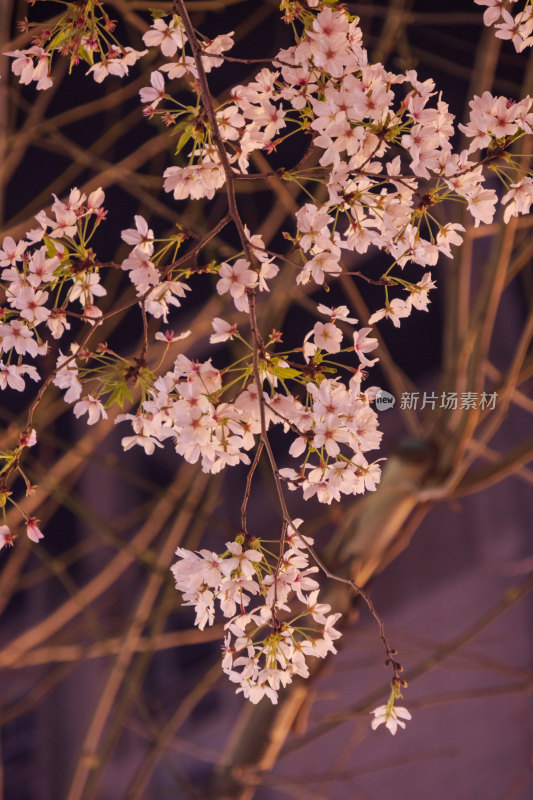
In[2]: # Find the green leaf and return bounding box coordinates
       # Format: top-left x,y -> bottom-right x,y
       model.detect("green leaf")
175,127 -> 193,155
47,29 -> 69,51
267,363 -> 301,380
43,236 -> 58,258
104,382 -> 133,409
77,46 -> 94,67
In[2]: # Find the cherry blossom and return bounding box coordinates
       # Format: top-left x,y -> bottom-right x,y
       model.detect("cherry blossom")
354,328 -> 379,367
139,71 -> 166,109
121,216 -> 155,250
53,354 -> 82,403
216,259 -> 258,302
142,16 -> 186,57
0,236 -> 27,267
73,396 -> 108,425
369,299 -> 411,328
26,517 -> 44,543
163,162 -> 226,201
5,47 -> 52,90
0,321 -> 40,358
311,321 -> 343,353
154,329 -> 191,344
210,318 -> 238,343
0,526 -> 15,548
371,703 -> 412,735
86,47 -> 147,84
502,176 -> 533,222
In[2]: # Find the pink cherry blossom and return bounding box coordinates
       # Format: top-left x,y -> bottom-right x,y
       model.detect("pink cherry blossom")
312,321 -> 343,353
0,525 -> 14,548
73,396 -> 108,425
216,259 -> 258,300
354,328 -> 379,366
26,517 -> 44,543
139,71 -> 166,109
210,317 -> 238,343
121,215 -> 154,250
142,17 -> 186,57
371,704 -> 412,735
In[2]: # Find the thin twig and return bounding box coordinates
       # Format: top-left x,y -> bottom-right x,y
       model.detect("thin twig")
240,440 -> 264,537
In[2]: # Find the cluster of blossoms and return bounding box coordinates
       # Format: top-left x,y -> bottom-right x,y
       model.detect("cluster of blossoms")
139,4 -> 533,326
4,0 -> 532,722
119,214 -> 190,319
0,428 -> 42,548
0,188 -> 112,545
0,186 -> 109,345
475,0 -> 533,52
6,0 -> 146,89
115,202 -> 384,503
0,190 -> 381,537
172,521 -> 343,704
115,302 -> 383,503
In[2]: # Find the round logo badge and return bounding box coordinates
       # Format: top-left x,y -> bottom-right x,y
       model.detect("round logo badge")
375,390 -> 396,411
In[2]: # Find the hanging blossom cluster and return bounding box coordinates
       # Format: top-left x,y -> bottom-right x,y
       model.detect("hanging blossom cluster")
3,0 -> 533,722
476,0 -> 533,52
172,521 -> 345,704
6,0 -> 146,89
